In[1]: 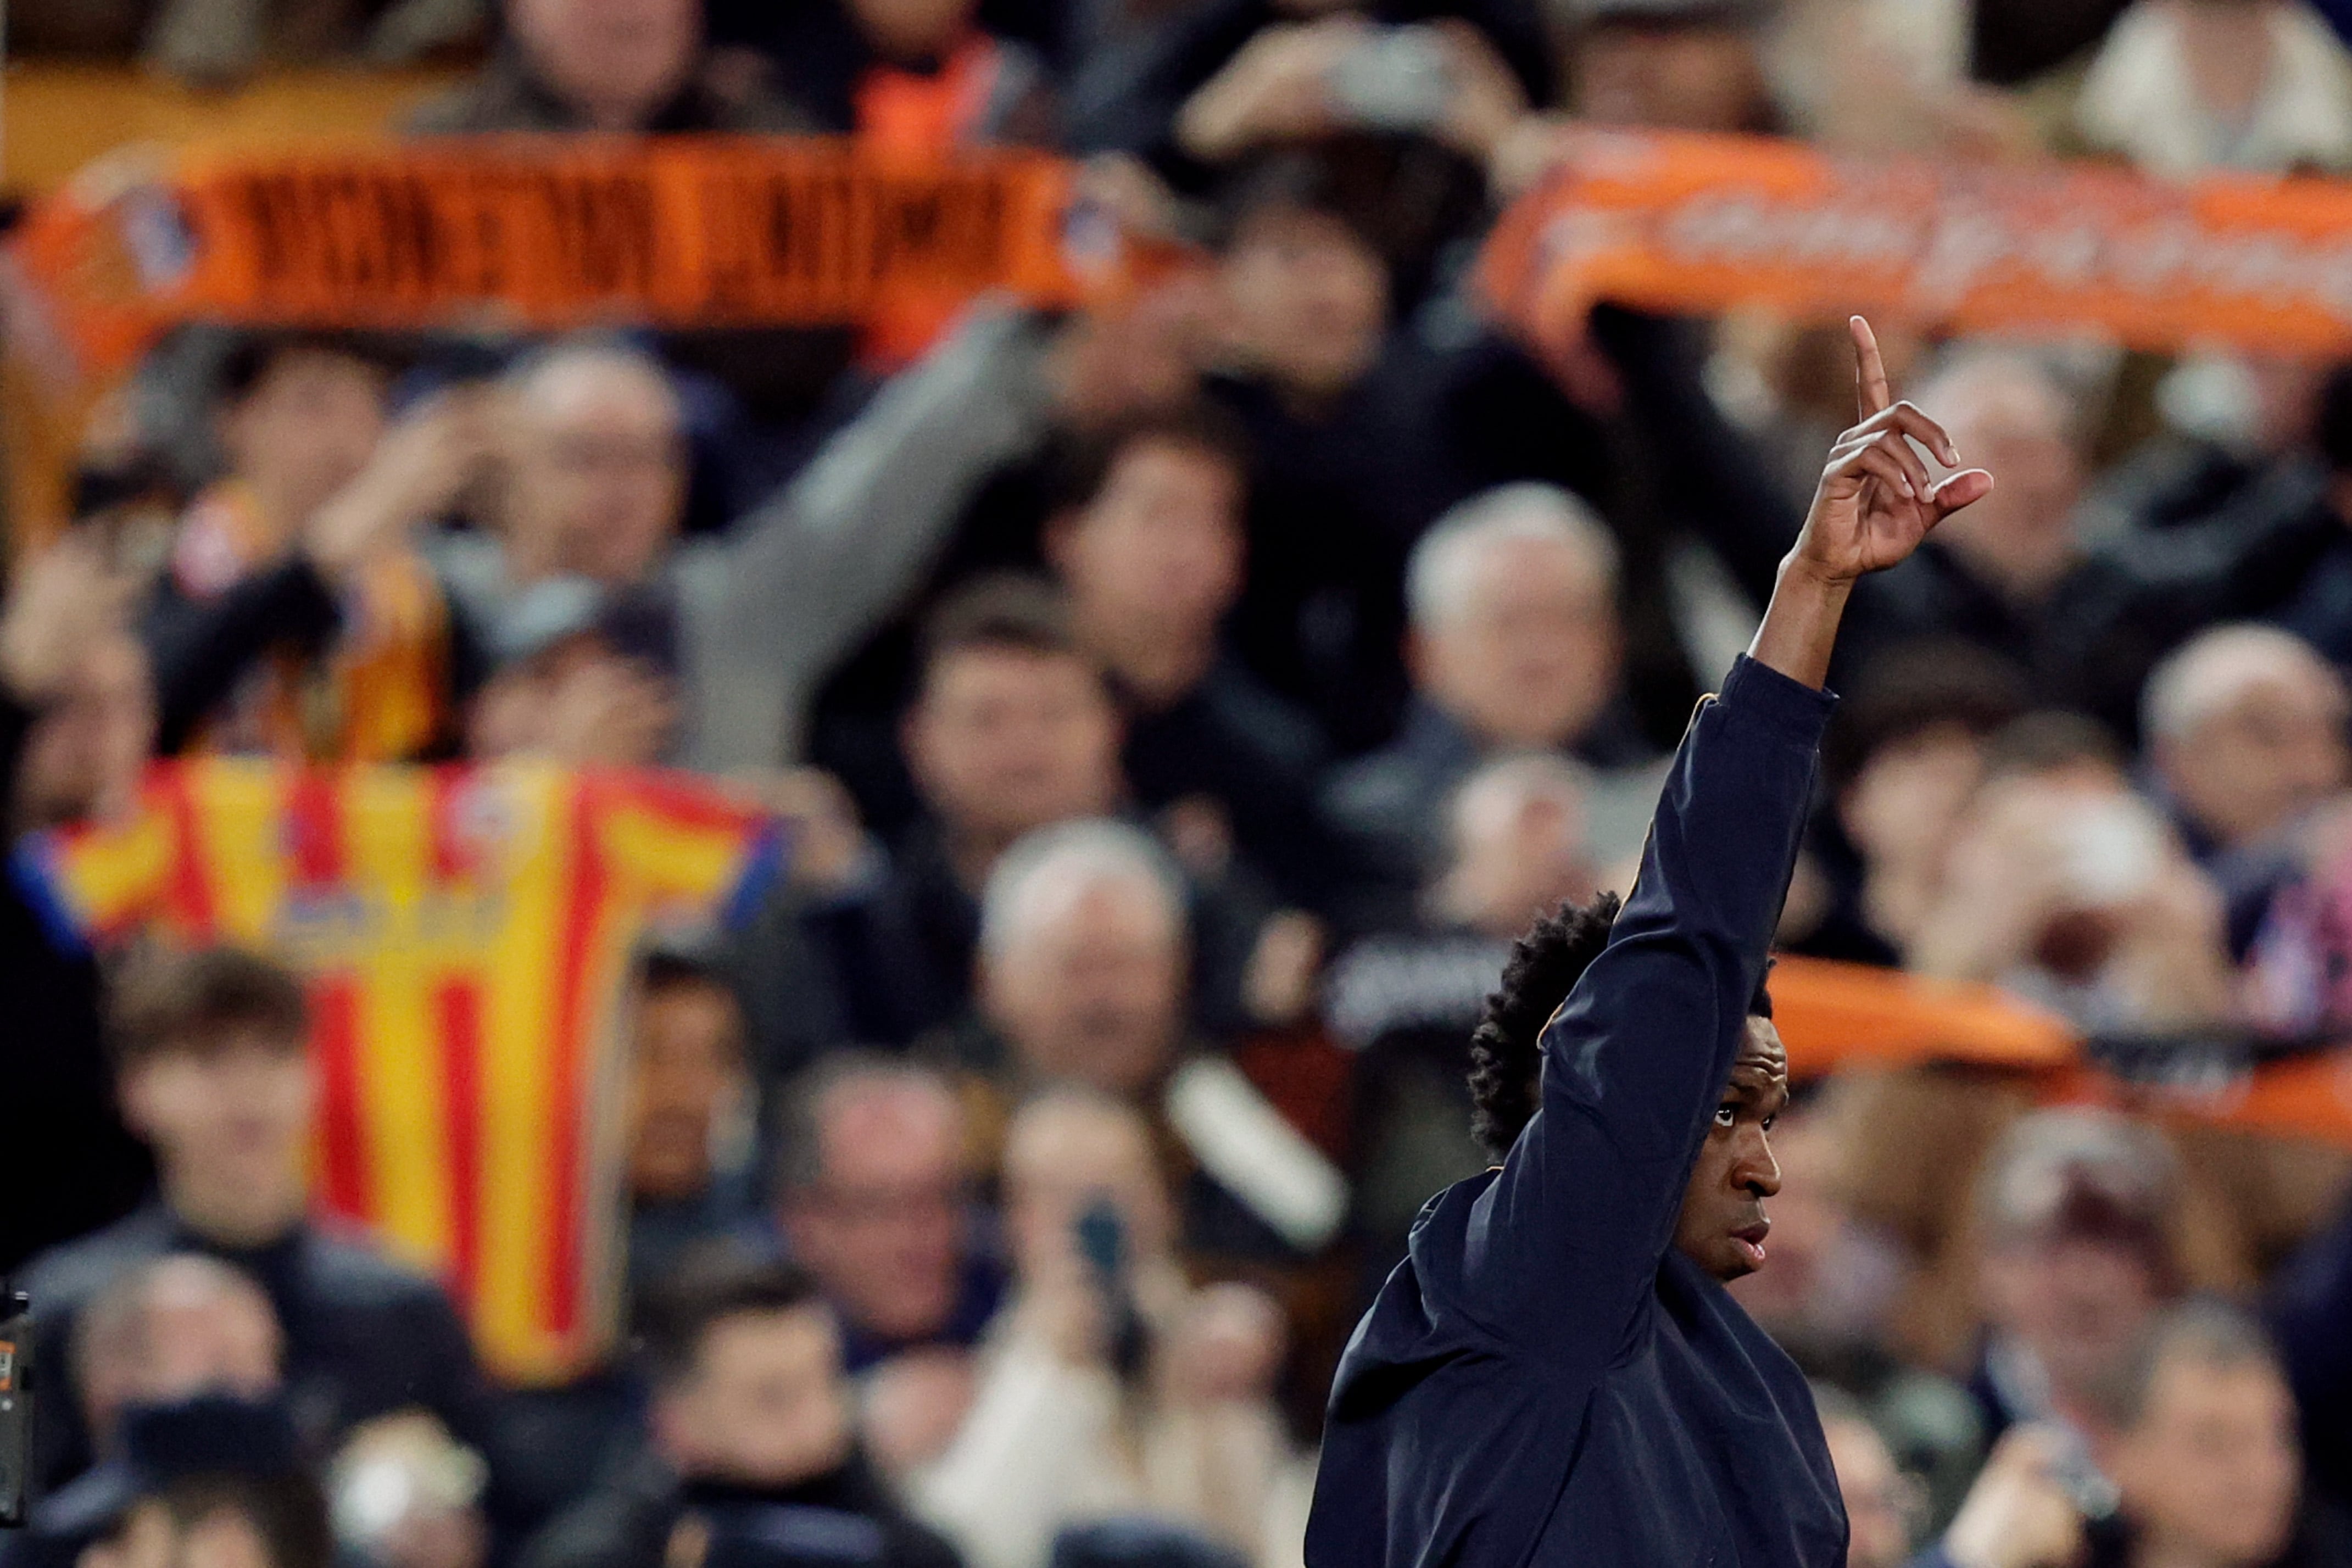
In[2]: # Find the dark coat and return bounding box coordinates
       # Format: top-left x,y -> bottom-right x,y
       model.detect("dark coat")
1306,656 -> 1847,1567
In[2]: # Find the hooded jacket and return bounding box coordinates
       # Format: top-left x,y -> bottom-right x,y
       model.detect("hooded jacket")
1305,655 -> 1848,1567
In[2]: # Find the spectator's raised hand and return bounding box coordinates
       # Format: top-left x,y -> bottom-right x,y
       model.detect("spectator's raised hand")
1175,19 -> 1362,161
306,389 -> 498,585
1941,1427 -> 2088,1568
1794,316 -> 1993,584
0,531 -> 133,705
539,652 -> 676,768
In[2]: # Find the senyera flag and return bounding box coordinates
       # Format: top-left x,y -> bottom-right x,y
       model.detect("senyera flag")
8,136 -> 1139,377
1479,127 -> 2352,357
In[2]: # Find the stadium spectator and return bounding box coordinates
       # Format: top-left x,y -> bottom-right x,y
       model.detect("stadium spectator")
964,821 -> 1346,1259
410,0 -> 809,133
1320,752 -> 1601,1285
1787,641 -> 2031,966
17,947 -> 498,1499
1922,1301 -> 2333,1568
465,582 -> 681,768
1837,352 -> 2121,708
2074,0 -> 2352,176
2142,625 -> 2350,859
905,1089 -> 1310,1568
1041,405 -> 1341,914
1962,1110 -> 2186,1449
0,537 -> 152,1273
519,1253 -> 961,1568
73,1459 -> 336,1568
1320,483 -> 1656,933
144,334 -> 485,763
1814,1387 -> 1924,1568
774,1057 -> 1005,1375
69,1257 -> 283,1461
1562,0 -> 1780,133
1907,714 -> 2238,1030
623,948 -> 761,1314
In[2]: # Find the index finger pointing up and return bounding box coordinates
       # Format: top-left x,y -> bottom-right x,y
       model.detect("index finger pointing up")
1851,315 -> 1891,418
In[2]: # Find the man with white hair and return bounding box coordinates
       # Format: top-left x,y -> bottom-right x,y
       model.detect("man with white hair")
963,819 -> 1347,1262
2142,623 -> 2350,857
1320,483 -> 1656,933
420,310 -> 1066,771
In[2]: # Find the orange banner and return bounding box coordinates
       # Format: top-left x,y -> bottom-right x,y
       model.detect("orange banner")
1479,129 -> 2352,356
10,137 -> 1117,374
1770,955 -> 2352,1152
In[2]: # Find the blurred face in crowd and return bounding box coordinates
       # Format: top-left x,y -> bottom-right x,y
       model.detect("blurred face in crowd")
904,648 -> 1123,856
1219,205 -> 1390,408
1002,1094 -> 1177,1287
1569,20 -> 1769,133
627,976 -> 746,1204
503,353 -> 687,588
982,873 -> 1188,1098
509,0 -> 699,130
1982,1232 -> 2165,1413
846,0 -> 976,62
1672,1016 -> 1787,1281
80,1260 -> 283,1454
1431,760 -> 1597,936
119,1027 -> 316,1247
470,635 -> 678,767
216,348 -> 389,538
1049,438 -> 1247,674
1821,1415 -> 1916,1568
1839,722 -> 1988,908
654,1305 -> 855,1488
1922,364 -> 2083,603
1414,529 -> 1621,751
2155,654 -> 2349,851
2111,1349 -> 2301,1568
14,634 -> 155,833
783,1076 -> 968,1342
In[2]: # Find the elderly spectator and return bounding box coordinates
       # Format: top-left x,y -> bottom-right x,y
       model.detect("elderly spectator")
1043,405 -> 1343,916
17,948 -> 496,1500
775,1057 -> 1004,1374
1921,1301 -> 2329,1568
623,948 -> 762,1314
1963,1110 -> 2186,1450
411,313 -> 1061,774
411,0 -> 809,133
1321,483 -> 1658,933
2141,625 -> 2350,858
905,1090 -> 1312,1568
520,1253 -> 961,1568
0,538 -> 152,1273
71,1257 -> 284,1461
962,821 -> 1346,1260
1907,714 -> 2238,1031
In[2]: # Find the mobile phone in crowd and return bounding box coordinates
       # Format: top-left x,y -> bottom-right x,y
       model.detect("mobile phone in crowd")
1327,25 -> 1456,132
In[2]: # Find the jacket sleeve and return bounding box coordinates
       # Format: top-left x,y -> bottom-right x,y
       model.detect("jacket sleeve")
142,558 -> 342,755
686,306 -> 1059,771
1462,654 -> 1831,1358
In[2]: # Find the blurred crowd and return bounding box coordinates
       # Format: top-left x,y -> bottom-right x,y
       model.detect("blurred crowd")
12,0 -> 2352,1564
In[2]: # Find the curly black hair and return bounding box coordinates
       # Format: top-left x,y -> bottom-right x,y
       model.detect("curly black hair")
1467,895 -> 1773,1159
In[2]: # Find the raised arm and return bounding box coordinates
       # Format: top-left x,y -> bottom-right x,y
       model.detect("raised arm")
1464,317 -> 1991,1358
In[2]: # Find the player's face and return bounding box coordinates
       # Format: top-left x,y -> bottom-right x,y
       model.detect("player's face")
1673,1016 -> 1787,1282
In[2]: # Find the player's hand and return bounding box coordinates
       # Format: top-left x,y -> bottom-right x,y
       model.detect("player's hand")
1790,316 -> 1992,584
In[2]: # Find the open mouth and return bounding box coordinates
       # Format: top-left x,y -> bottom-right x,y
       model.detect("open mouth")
1732,1220 -> 1770,1267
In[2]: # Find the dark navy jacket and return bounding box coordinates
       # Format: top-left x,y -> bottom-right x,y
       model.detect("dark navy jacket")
1306,655 -> 1847,1568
